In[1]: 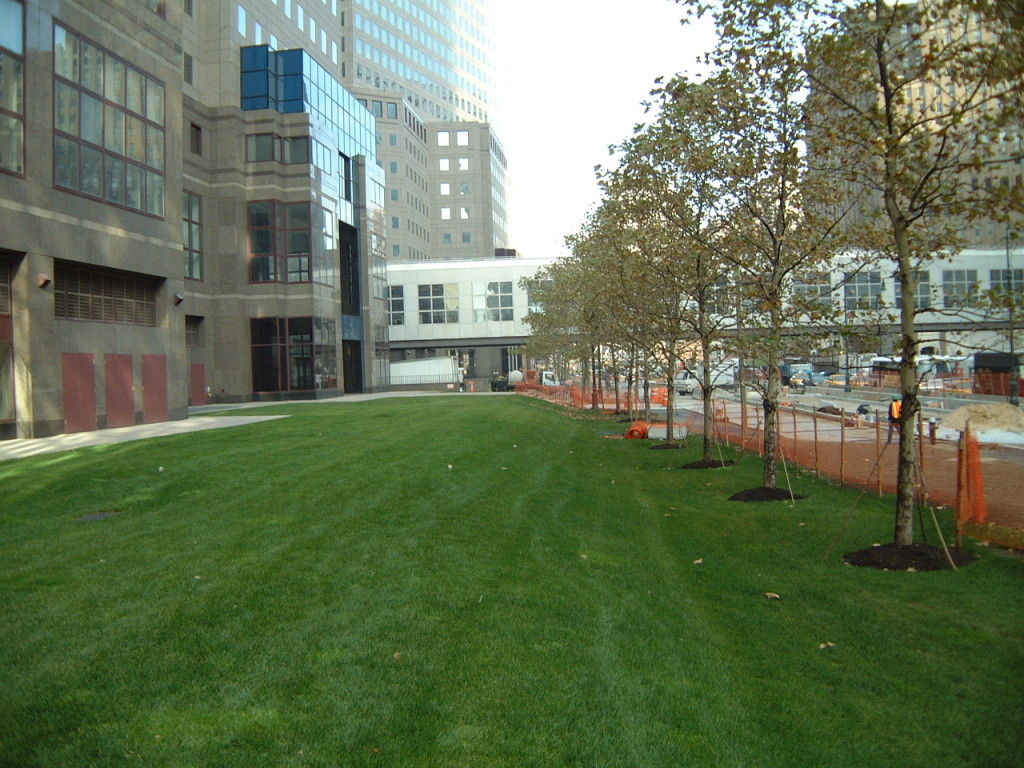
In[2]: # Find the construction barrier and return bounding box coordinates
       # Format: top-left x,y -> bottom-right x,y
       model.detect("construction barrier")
625,421 -> 650,439
684,399 -> 1022,549
514,382 -> 1022,547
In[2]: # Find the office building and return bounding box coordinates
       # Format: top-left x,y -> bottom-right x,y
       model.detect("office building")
1,0 -> 520,440
0,0 -> 386,439
340,0 -> 509,264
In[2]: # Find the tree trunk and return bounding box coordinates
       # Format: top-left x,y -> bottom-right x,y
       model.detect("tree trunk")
894,250 -> 920,546
612,347 -> 622,414
701,346 -> 714,463
665,348 -> 676,445
763,348 -> 780,490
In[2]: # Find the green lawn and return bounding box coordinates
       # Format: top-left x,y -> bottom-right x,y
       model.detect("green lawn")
1,396 -> 1021,768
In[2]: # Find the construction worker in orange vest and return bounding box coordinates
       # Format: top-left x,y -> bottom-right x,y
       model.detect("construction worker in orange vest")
886,394 -> 902,445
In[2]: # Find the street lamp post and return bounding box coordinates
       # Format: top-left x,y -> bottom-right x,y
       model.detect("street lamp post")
844,347 -> 852,393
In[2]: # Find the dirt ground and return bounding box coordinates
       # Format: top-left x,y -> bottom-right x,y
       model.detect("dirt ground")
683,402 -> 1024,538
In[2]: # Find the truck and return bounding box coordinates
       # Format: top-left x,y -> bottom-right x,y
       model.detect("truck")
491,368 -> 559,391
525,369 -> 560,387
389,356 -> 463,388
675,360 -> 737,396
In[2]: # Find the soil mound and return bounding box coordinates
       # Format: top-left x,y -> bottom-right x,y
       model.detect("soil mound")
844,543 -> 977,571
940,403 -> 1024,434
680,459 -> 736,470
729,487 -> 807,502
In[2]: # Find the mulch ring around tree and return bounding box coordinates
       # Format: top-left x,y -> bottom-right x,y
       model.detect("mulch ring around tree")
729,487 -> 807,502
680,459 -> 736,470
843,543 -> 977,571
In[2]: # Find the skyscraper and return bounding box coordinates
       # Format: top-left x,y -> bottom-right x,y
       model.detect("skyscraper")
338,0 -> 509,263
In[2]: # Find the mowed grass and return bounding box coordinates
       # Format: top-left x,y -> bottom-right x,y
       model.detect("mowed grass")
1,395 -> 1021,768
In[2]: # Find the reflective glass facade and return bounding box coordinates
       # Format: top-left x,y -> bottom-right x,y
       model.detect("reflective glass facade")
240,45 -> 375,165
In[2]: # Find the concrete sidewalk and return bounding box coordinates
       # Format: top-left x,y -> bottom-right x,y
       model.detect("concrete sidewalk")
0,414 -> 290,461
0,390 -> 480,461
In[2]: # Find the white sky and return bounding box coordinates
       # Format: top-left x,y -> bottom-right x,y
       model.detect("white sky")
491,0 -> 717,259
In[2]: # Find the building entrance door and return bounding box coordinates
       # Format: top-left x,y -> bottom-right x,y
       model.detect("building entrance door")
343,341 -> 363,394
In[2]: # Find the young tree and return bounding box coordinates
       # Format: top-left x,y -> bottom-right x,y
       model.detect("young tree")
682,0 -> 1023,538
799,0 -> 1024,544
601,76 -> 739,463
673,5 -> 857,488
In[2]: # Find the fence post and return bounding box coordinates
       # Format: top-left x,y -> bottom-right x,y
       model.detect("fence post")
741,398 -> 747,452
955,428 -> 965,550
840,409 -> 846,488
875,410 -> 883,496
791,405 -> 798,464
812,409 -> 819,478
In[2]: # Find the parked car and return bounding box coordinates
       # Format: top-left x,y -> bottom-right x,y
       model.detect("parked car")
790,371 -> 828,389
824,373 -> 850,387
789,372 -> 810,387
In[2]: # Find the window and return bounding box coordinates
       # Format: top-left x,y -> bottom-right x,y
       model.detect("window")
189,123 -> 202,155
459,183 -> 470,195
386,102 -> 398,119
388,285 -> 404,325
458,157 -> 469,171
442,233 -> 452,244
246,133 -> 276,161
991,268 -> 1024,294
0,258 -> 11,422
791,272 -> 831,312
440,182 -> 450,195
284,202 -> 311,282
247,200 -> 278,282
459,207 -> 469,219
942,269 -> 978,308
53,261 -> 156,325
437,130 -> 450,146
251,317 -> 337,393
185,315 -> 203,347
391,216 -> 399,229
418,283 -> 458,324
183,53 -> 193,85
0,0 -> 24,176
53,24 -> 165,216
283,136 -> 309,163
475,281 -> 512,322
440,207 -> 451,220
183,190 -> 203,280
185,0 -> 193,16
894,271 -> 931,310
247,200 -> 328,285
237,4 -> 247,36
843,270 -> 884,310
456,129 -> 469,146
439,158 -> 449,171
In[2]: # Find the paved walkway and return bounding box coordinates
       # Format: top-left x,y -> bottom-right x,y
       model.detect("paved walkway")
0,391 -> 480,461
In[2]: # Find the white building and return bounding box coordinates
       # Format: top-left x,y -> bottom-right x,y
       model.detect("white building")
387,256 -> 555,381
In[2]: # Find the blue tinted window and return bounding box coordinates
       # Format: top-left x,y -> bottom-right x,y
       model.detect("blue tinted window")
241,71 -> 268,98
